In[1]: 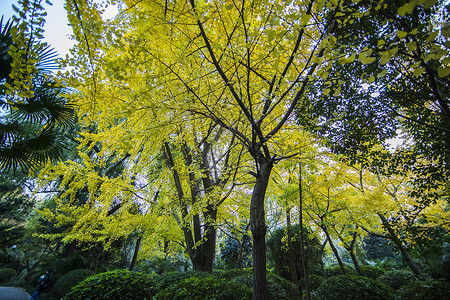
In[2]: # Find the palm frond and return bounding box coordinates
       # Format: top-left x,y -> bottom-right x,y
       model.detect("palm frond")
35,44 -> 59,73
0,127 -> 67,172
0,16 -> 14,81
13,79 -> 77,128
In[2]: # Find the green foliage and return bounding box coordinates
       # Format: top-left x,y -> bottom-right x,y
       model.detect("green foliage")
314,275 -> 393,300
324,264 -> 357,277
46,254 -> 89,276
396,279 -> 450,300
299,274 -> 325,292
64,269 -> 156,300
154,276 -> 252,300
0,268 -> 16,283
0,10 -> 76,173
377,269 -> 419,290
136,256 -> 190,274
154,270 -> 211,291
363,235 -> 395,260
266,272 -> 300,300
359,265 -> 386,279
219,234 -> 252,269
51,269 -> 95,299
267,224 -> 322,280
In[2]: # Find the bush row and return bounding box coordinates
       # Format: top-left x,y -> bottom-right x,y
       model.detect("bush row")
65,269 -> 299,300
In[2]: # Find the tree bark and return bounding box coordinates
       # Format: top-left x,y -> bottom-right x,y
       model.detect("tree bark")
129,235 -> 142,271
349,231 -> 361,275
298,162 -> 310,300
286,208 -> 298,285
250,158 -> 273,300
378,213 -> 426,279
322,225 -> 346,274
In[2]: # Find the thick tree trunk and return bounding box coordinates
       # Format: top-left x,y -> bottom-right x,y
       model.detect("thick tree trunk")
286,208 -> 298,285
378,213 -> 425,279
250,159 -> 273,300
298,162 -> 310,300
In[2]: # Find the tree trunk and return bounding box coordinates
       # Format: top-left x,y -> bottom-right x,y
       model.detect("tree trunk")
286,208 -> 298,285
129,235 -> 142,271
298,162 -> 310,300
378,213 -> 425,279
319,239 -> 327,278
345,231 -> 361,275
250,158 -> 273,300
322,225 -> 346,275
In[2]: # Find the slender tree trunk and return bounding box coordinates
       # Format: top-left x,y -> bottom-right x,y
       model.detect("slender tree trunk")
129,235 -> 142,271
378,213 -> 425,279
298,162 -> 310,300
322,225 -> 346,274
345,231 -> 361,275
319,239 -> 327,278
286,208 -> 298,285
250,158 -> 273,300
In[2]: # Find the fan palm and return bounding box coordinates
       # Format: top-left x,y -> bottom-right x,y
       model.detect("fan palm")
0,16 -> 76,173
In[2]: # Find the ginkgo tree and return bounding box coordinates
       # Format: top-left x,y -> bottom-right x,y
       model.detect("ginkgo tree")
56,0 -> 366,297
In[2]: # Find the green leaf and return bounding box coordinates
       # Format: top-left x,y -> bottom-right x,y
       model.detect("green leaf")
407,42 -> 417,51
426,31 -> 438,43
437,67 -> 450,78
397,30 -> 408,39
413,67 -> 425,76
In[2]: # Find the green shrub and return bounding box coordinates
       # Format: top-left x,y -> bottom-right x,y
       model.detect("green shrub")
64,269 -> 156,300
299,274 -> 325,291
155,276 -> 252,300
3,279 -> 28,288
213,268 -> 252,280
267,272 -> 300,300
154,270 -> 211,291
156,269 -> 299,300
325,264 -> 357,277
267,225 -> 323,280
314,275 -> 392,300
377,269 -> 418,290
47,254 -> 88,276
0,268 -> 16,283
360,265 -> 385,279
51,269 -> 95,299
396,279 -> 450,300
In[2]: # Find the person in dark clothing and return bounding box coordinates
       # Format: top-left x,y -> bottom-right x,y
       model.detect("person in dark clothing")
30,269 -> 52,300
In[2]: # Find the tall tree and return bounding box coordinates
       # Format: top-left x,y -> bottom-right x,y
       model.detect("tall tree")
297,0 -> 449,216
61,0 -> 356,296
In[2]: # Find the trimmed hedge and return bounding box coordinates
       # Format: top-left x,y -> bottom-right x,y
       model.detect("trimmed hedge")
299,274 -> 325,292
65,269 -> 157,300
324,264 -> 357,277
66,268 -> 299,300
359,265 -> 386,279
155,276 -> 252,300
314,275 -> 393,300
51,269 -> 95,299
377,269 -> 418,290
396,279 -> 450,300
0,268 -> 16,283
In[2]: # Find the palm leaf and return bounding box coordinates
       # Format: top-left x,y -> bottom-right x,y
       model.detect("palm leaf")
35,44 -> 59,73
0,17 -> 14,81
13,79 -> 77,128
0,127 -> 67,172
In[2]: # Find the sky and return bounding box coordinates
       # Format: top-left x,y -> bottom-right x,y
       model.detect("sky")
0,0 -> 75,57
